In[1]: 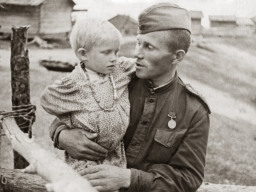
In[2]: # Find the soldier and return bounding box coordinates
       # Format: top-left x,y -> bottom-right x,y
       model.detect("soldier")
49,2 -> 210,192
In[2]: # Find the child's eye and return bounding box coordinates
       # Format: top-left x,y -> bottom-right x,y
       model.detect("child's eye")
102,50 -> 111,55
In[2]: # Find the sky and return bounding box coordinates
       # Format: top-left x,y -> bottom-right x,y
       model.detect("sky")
73,0 -> 256,27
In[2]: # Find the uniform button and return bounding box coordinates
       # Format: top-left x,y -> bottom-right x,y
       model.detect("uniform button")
131,142 -> 140,146
148,98 -> 155,103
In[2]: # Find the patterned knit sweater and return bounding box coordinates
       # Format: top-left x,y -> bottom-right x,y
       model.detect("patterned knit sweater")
41,57 -> 135,170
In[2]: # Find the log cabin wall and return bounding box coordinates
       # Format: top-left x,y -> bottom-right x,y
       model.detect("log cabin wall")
39,0 -> 74,38
0,5 -> 40,36
191,19 -> 202,35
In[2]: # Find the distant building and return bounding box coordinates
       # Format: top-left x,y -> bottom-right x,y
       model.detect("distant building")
235,17 -> 255,36
109,15 -> 138,36
252,16 -> 256,24
208,15 -> 254,36
189,11 -> 203,35
0,0 -> 75,39
251,16 -> 256,32
72,6 -> 88,25
209,15 -> 237,28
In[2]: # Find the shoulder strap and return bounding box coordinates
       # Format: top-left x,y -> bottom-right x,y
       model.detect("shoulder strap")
179,78 -> 211,114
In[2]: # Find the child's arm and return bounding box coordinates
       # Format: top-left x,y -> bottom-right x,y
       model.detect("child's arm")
41,76 -> 81,117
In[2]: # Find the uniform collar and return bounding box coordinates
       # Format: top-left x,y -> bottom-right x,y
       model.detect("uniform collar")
145,71 -> 178,94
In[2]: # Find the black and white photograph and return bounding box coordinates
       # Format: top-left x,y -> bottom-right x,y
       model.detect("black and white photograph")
0,0 -> 256,191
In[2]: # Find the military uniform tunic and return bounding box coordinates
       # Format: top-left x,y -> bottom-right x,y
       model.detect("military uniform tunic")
123,72 -> 210,192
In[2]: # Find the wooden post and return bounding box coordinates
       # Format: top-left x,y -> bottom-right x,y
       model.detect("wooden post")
10,26 -> 33,169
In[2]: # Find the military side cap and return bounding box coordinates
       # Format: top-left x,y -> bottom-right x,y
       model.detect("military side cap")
138,2 -> 191,34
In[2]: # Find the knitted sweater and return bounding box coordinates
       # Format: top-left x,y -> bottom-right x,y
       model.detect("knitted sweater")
41,57 -> 135,170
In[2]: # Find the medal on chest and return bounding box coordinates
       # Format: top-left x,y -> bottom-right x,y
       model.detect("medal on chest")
168,112 -> 176,129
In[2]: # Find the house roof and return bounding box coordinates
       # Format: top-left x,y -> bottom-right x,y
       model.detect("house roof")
209,15 -> 236,22
251,16 -> 256,24
109,14 -> 138,25
73,7 -> 87,11
73,3 -> 87,11
0,0 -> 75,6
236,17 -> 254,26
0,0 -> 46,6
189,11 -> 203,19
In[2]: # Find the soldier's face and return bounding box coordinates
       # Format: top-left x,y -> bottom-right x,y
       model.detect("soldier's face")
134,31 -> 176,86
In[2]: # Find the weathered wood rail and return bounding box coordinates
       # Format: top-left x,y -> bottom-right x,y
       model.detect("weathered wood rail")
1,117 -> 96,192
1,166 -> 256,192
0,168 -> 46,192
198,183 -> 256,192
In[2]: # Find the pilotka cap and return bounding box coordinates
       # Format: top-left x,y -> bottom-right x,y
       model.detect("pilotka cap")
138,2 -> 191,34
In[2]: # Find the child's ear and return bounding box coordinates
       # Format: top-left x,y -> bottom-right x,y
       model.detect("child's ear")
77,48 -> 88,61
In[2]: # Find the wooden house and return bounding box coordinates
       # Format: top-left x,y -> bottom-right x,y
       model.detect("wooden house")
209,15 -> 236,28
235,17 -> 255,36
252,16 -> 256,25
71,5 -> 88,25
109,14 -> 138,36
208,15 -> 254,36
250,16 -> 256,33
189,10 -> 203,35
0,0 -> 75,39
208,15 -> 236,36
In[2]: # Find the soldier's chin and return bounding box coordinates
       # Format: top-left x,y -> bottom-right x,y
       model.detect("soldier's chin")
135,71 -> 148,79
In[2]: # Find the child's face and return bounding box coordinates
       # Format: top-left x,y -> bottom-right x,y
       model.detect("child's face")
86,38 -> 120,74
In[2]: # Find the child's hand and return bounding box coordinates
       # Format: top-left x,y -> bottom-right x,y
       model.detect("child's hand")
59,128 -> 108,160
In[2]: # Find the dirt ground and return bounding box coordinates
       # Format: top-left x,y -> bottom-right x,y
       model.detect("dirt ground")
0,35 -> 256,185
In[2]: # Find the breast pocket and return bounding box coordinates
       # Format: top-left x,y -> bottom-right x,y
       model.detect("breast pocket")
146,128 -> 187,163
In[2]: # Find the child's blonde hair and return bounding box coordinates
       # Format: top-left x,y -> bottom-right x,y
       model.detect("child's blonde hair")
70,17 -> 122,55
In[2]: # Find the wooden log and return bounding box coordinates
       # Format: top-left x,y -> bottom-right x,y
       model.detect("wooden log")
1,167 -> 256,192
10,26 -> 34,169
197,182 -> 256,192
0,168 -> 46,192
1,117 -> 97,192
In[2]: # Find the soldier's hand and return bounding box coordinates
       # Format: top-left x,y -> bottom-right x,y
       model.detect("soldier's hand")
80,165 -> 131,192
58,128 -> 108,160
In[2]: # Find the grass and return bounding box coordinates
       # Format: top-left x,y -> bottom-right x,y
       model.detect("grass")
0,35 -> 256,185
206,113 -> 256,185
180,38 -> 256,108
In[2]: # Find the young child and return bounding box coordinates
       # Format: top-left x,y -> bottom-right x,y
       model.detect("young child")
41,17 -> 135,172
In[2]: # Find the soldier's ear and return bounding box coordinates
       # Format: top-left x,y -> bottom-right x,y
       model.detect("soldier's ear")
171,49 -> 185,65
77,48 -> 88,61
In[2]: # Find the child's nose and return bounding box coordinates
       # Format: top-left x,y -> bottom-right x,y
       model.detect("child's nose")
110,54 -> 117,63
110,58 -> 116,65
